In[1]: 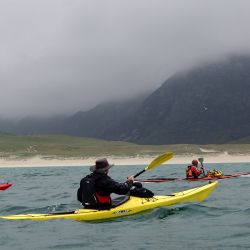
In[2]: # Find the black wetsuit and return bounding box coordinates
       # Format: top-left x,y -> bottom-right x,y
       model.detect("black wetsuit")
92,172 -> 134,196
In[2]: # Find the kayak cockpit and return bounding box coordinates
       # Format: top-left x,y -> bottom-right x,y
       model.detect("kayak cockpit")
111,195 -> 130,208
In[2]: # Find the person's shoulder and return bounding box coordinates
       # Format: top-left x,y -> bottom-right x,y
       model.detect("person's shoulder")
105,175 -> 115,181
104,175 -> 120,184
81,173 -> 93,179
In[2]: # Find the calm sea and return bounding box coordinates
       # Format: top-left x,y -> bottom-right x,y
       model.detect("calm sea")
0,162 -> 250,250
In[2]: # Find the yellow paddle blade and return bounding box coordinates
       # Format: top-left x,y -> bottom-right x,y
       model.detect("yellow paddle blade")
145,152 -> 174,171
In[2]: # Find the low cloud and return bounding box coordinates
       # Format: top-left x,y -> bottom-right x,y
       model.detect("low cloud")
1,0 -> 250,118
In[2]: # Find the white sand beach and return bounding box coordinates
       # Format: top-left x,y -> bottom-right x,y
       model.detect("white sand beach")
0,152 -> 250,168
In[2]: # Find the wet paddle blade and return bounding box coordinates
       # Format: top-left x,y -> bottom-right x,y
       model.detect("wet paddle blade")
198,158 -> 204,164
134,152 -> 174,178
145,152 -> 174,171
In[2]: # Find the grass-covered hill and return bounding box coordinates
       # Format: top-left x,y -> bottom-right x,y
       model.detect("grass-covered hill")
0,134 -> 250,159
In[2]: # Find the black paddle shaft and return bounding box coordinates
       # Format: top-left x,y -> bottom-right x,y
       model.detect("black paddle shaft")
134,169 -> 146,178
198,158 -> 206,176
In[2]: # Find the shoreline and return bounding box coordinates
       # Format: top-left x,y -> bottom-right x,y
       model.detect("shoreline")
0,153 -> 250,168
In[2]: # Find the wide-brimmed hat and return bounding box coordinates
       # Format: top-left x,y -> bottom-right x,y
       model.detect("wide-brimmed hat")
89,158 -> 114,173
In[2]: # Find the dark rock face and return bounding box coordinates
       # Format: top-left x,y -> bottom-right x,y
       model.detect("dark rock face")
117,56 -> 250,144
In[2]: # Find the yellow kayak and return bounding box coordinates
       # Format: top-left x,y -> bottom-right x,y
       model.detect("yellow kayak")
0,181 -> 218,221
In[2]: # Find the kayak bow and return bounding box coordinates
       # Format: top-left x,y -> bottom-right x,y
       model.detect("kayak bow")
0,181 -> 218,221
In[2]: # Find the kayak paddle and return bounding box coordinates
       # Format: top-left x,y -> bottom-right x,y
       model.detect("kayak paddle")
134,152 -> 174,178
198,157 -> 206,176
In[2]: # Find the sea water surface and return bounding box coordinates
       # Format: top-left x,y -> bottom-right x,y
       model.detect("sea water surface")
0,163 -> 250,250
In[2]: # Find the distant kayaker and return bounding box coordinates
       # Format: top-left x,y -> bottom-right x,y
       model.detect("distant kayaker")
77,158 -> 154,209
186,159 -> 203,179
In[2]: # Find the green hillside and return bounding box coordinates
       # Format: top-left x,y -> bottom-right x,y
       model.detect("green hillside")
0,134 -> 250,159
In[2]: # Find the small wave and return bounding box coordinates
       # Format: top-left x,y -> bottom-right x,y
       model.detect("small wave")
0,205 -> 30,213
143,204 -> 241,220
21,173 -> 45,177
182,204 -> 239,217
46,203 -> 74,213
118,204 -> 218,222
135,207 -> 186,221
48,242 -> 88,249
0,203 -> 76,215
243,207 -> 250,215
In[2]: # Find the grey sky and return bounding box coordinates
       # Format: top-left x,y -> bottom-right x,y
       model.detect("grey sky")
1,0 -> 250,118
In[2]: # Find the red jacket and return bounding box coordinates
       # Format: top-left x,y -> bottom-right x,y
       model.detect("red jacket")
186,165 -> 203,178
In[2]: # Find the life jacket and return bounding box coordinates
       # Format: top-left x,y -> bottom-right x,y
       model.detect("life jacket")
77,174 -> 111,209
186,165 -> 193,178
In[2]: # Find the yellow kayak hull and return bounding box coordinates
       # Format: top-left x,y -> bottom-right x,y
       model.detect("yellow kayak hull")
0,181 -> 218,221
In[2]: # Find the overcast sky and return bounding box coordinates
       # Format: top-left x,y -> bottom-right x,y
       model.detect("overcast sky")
1,0 -> 250,118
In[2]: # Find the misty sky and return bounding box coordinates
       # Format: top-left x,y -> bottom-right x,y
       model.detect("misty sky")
1,0 -> 250,118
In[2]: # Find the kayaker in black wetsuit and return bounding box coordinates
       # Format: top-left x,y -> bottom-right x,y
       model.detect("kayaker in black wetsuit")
77,158 -> 154,209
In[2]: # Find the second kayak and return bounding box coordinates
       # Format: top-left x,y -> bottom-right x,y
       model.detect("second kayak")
137,171 -> 250,183
0,183 -> 12,191
0,181 -> 218,221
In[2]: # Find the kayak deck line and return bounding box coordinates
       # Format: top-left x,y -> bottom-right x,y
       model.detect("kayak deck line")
0,181 -> 218,221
